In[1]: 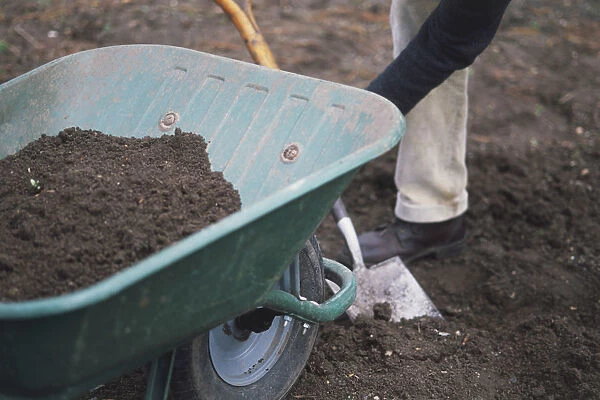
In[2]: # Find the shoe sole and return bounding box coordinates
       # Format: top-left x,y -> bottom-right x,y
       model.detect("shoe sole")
400,239 -> 466,266
338,239 -> 466,269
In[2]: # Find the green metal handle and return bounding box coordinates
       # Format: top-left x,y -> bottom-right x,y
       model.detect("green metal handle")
145,350 -> 176,400
260,258 -> 356,324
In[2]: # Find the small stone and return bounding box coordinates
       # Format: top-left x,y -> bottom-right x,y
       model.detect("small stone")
373,302 -> 392,321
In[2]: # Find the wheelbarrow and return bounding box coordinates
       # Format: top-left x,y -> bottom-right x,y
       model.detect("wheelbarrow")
0,45 -> 405,400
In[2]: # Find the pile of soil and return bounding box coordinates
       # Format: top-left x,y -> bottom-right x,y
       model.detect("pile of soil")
0,127 -> 241,301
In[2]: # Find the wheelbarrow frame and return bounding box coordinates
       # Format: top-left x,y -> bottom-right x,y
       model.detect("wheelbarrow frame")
0,45 -> 404,399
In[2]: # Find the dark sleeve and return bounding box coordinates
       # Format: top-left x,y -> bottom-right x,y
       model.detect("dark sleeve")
366,0 -> 512,115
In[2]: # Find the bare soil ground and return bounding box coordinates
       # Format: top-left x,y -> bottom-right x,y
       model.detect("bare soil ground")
1,1 -> 599,399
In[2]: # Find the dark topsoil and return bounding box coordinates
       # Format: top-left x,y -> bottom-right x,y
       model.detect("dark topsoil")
1,1 -> 599,399
0,127 -> 241,301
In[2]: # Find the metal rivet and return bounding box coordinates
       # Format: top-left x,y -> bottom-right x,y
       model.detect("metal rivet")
302,323 -> 311,335
159,111 -> 179,131
281,143 -> 300,162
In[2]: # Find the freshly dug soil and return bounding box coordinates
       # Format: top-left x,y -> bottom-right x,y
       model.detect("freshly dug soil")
294,136 -> 600,400
0,127 -> 241,301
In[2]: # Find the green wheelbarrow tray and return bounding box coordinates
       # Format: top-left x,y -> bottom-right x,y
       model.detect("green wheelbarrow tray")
0,45 -> 404,399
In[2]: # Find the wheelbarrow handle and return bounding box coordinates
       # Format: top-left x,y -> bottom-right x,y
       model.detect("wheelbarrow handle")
331,198 -> 366,270
260,257 -> 356,324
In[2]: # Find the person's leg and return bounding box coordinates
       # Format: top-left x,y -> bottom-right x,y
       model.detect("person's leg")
391,0 -> 468,222
394,69 -> 469,222
358,0 -> 468,265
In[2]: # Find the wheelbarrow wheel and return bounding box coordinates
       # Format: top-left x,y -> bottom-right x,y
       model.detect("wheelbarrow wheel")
170,236 -> 325,400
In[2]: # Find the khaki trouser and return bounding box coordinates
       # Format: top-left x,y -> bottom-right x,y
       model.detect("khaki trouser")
390,0 -> 469,223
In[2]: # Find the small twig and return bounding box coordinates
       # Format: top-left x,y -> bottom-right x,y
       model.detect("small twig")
14,24 -> 45,50
461,333 -> 471,346
242,0 -> 259,31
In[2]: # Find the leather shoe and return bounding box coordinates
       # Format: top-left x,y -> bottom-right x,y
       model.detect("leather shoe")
351,215 -> 466,267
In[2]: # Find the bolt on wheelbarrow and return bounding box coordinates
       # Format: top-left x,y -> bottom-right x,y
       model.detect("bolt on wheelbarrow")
0,45 -> 405,400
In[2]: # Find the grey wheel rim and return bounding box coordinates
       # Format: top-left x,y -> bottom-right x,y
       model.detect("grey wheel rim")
208,258 -> 300,386
208,314 -> 293,386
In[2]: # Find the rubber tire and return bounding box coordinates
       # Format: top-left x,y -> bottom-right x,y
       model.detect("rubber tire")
170,236 -> 325,400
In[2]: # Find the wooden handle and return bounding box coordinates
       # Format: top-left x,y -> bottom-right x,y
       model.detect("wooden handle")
213,0 -> 279,69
